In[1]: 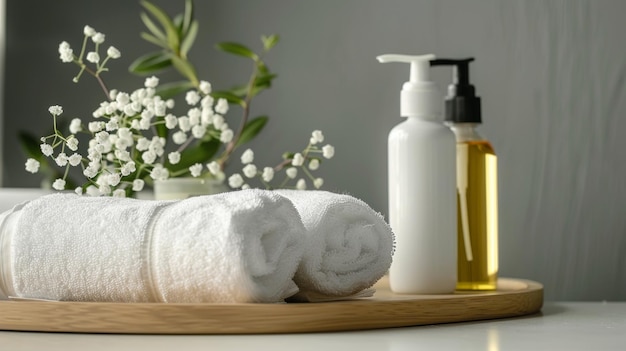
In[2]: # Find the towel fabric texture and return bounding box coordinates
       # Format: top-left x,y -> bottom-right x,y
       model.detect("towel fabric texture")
275,190 -> 395,302
0,189 -> 305,303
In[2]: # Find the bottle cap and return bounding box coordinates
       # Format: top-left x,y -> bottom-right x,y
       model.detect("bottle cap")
430,58 -> 481,124
376,54 -> 442,120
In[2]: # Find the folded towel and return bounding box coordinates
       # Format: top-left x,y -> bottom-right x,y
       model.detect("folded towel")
275,190 -> 395,301
0,189 -> 305,303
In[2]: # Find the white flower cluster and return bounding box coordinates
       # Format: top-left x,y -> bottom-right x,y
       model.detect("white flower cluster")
227,130 -> 334,190
27,26 -> 235,196
58,26 -> 120,83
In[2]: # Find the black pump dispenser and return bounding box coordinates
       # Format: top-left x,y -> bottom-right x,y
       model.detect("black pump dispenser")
430,58 -> 481,124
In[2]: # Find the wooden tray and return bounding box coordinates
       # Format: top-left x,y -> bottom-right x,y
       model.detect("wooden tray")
0,277 -> 543,334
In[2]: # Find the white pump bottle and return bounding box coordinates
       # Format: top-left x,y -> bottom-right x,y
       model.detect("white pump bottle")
377,54 -> 457,294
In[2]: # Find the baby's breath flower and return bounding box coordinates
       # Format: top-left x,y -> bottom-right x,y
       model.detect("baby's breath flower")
85,185 -> 100,196
296,178 -> 307,190
262,167 -> 274,182
89,121 -> 104,133
86,52 -> 100,64
58,41 -> 73,63
178,116 -> 191,132
310,130 -> 324,144
136,137 -> 150,151
112,189 -> 126,198
286,167 -> 297,179
75,187 -> 83,195
83,165 -> 98,178
99,184 -> 111,195
40,143 -> 54,156
228,173 -> 244,188
150,164 -> 169,181
322,144 -> 335,159
83,25 -> 96,37
241,149 -> 254,164
132,179 -> 145,192
313,178 -> 324,189
55,153 -> 69,167
69,118 -> 82,134
185,91 -> 201,105
48,105 -> 63,116
241,184 -> 250,190
220,129 -> 234,143
25,158 -> 40,173
166,99 -> 175,109
201,95 -> 214,109
189,163 -> 203,177
142,150 -> 157,164
191,124 -> 207,139
107,46 -> 121,59
242,164 -> 257,178
215,98 -> 229,114
144,76 -> 159,88
199,81 -> 212,94
92,32 -> 105,44
165,114 -> 178,129
291,153 -> 304,167
121,161 -> 136,176
172,131 -> 188,145
68,153 -> 82,166
308,159 -> 320,170
207,161 -> 220,175
168,151 -> 181,165
52,178 -> 66,191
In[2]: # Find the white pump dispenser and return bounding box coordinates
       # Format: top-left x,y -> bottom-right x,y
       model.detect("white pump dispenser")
377,53 -> 457,294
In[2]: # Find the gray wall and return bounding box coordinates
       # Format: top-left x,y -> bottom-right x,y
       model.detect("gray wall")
3,0 -> 625,301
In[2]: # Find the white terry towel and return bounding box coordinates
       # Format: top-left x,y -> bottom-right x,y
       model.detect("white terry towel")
0,189 -> 305,303
275,190 -> 395,301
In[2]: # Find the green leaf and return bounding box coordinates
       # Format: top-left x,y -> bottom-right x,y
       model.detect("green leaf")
235,116 -> 268,147
18,131 -> 44,160
180,20 -> 198,58
170,55 -> 198,85
129,52 -> 172,75
215,42 -> 258,60
211,90 -> 245,106
140,32 -> 169,49
261,34 -> 279,51
182,0 -> 194,36
140,12 -> 167,42
254,72 -> 277,89
155,80 -> 195,100
167,139 -> 221,173
140,0 -> 180,52
282,152 -> 295,160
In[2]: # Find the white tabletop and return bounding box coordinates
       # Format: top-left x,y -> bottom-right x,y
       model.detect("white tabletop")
1,302 -> 625,351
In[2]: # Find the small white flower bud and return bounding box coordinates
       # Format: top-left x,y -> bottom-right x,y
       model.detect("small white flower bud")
86,51 -> 100,64
107,46 -> 121,59
48,105 -> 63,116
242,164 -> 257,178
25,158 -> 40,173
215,98 -> 229,114
92,32 -> 105,44
207,161 -> 221,175
144,76 -> 159,88
296,178 -> 307,190
241,149 -> 254,164
185,91 -> 201,105
308,159 -> 320,170
313,178 -> 324,189
84,25 -> 96,37
189,163 -> 203,177
286,167 -> 297,179
132,179 -> 145,192
262,167 -> 274,182
228,173 -> 244,188
220,129 -> 234,143
199,81 -> 212,94
291,153 -> 304,167
322,144 -> 335,159
52,178 -> 66,191
40,143 -> 54,156
168,152 -> 181,165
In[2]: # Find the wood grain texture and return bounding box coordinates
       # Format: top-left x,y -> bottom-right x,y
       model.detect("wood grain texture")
0,277 -> 543,334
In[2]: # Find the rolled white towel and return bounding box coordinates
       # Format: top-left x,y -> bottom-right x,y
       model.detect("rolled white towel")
275,190 -> 395,301
0,189 -> 305,303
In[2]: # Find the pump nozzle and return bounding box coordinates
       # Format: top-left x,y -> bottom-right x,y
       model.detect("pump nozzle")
377,54 -> 436,83
430,58 -> 481,124
376,54 -> 441,119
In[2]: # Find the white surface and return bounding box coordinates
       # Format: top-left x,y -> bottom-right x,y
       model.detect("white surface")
0,302 -> 624,350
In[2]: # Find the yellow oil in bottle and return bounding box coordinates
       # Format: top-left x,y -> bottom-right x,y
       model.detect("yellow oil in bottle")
456,140 -> 498,290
